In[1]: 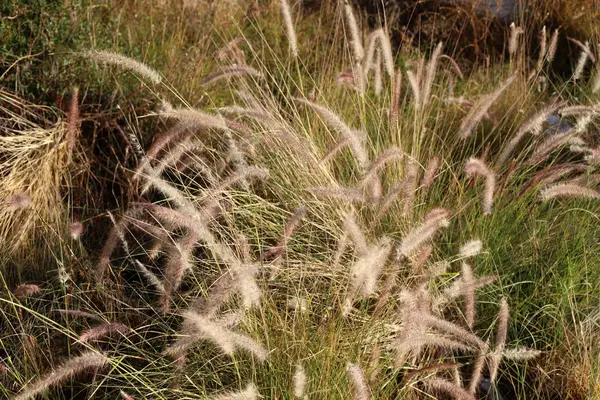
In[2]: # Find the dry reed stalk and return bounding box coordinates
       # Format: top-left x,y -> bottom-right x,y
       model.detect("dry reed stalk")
201,65 -> 263,87
347,363 -> 371,400
85,50 -> 162,84
79,322 -> 129,343
280,0 -> 298,57
540,182 -> 600,200
459,75 -> 515,139
13,352 -> 108,400
293,364 -> 307,399
465,158 -> 495,215
66,87 -> 79,160
424,377 -> 475,400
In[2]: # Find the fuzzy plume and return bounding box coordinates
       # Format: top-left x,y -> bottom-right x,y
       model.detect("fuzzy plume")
459,75 -> 515,139
201,66 -> 263,87
535,26 -> 547,71
508,23 -> 524,55
85,50 -> 162,84
359,147 -> 404,191
546,28 -> 559,64
308,186 -> 366,204
390,69 -> 402,126
13,352 -> 108,400
348,237 -> 392,300
343,1 -> 364,62
424,377 -> 475,400
174,311 -> 268,361
421,42 -> 443,109
540,182 -> 600,201
495,101 -> 564,168
293,97 -> 368,167
459,240 -> 483,259
280,0 -> 299,57
79,322 -> 130,343
465,158 -> 496,215
347,363 -> 371,400
211,383 -> 259,400
13,284 -> 41,299
421,156 -> 440,191
398,208 -> 449,257
572,40 -> 591,81
159,102 -> 228,131
120,391 -> 135,400
488,298 -> 509,383
293,364 -> 307,399
402,160 -> 419,219
461,263 -> 476,328
502,347 -> 542,360
262,207 -> 307,261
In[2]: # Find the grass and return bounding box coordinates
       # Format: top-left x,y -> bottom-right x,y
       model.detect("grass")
1,0 -> 599,399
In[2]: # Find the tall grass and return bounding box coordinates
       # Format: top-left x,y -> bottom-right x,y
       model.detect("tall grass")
1,1 -> 599,399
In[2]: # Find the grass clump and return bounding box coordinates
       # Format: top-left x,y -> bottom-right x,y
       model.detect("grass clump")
1,1 -> 599,399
